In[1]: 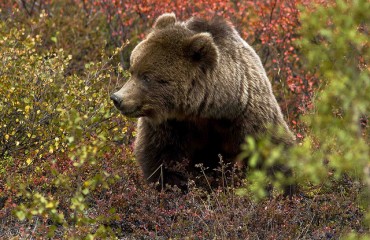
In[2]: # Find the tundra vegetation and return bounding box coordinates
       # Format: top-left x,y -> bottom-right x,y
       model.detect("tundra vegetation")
0,0 -> 369,238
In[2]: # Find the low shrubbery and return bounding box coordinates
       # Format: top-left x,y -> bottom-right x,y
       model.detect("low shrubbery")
0,0 -> 369,239
0,12 -> 135,237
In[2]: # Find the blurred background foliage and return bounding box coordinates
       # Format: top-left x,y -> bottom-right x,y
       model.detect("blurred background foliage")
0,0 -> 369,238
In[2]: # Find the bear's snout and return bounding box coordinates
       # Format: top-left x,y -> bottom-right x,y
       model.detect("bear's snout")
110,93 -> 122,109
110,89 -> 143,117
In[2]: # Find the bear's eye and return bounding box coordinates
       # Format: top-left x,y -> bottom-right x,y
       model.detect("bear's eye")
142,75 -> 150,83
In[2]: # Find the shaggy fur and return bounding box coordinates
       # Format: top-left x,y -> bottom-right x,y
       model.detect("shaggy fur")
111,13 -> 295,190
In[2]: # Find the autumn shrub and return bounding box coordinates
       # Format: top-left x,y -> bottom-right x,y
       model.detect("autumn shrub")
0,0 -> 52,15
0,13 -> 136,237
1,0 -> 114,77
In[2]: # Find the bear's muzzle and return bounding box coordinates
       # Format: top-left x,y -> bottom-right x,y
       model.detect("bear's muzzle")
110,91 -> 144,117
110,93 -> 123,109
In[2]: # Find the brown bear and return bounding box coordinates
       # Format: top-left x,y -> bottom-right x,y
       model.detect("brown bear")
111,13 -> 295,192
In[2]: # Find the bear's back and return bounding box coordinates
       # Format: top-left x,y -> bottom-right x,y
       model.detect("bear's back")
185,17 -> 237,45
186,17 -> 265,75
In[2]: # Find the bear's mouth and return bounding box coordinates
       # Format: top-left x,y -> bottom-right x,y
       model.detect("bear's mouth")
119,105 -> 158,119
120,107 -> 143,118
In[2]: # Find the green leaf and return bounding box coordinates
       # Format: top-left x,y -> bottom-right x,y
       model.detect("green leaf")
16,211 -> 26,221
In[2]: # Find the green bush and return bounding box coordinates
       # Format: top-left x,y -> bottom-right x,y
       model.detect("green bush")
239,0 -> 369,223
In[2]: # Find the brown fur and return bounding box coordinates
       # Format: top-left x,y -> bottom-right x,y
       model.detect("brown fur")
111,13 -> 295,190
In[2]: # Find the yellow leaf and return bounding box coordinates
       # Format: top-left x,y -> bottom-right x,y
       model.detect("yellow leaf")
26,158 -> 32,165
5,134 -> 9,140
46,202 -> 54,208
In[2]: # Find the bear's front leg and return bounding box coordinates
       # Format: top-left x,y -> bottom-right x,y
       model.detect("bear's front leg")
134,119 -> 189,191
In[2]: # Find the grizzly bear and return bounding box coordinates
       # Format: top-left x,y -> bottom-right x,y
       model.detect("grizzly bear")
111,13 -> 295,192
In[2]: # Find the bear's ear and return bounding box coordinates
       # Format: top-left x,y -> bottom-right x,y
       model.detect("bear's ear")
153,13 -> 176,29
184,33 -> 219,70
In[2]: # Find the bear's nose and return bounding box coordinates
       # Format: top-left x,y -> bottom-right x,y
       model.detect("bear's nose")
110,93 -> 122,108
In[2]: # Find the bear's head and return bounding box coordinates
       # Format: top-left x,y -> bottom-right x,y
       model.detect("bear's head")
111,13 -> 219,122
